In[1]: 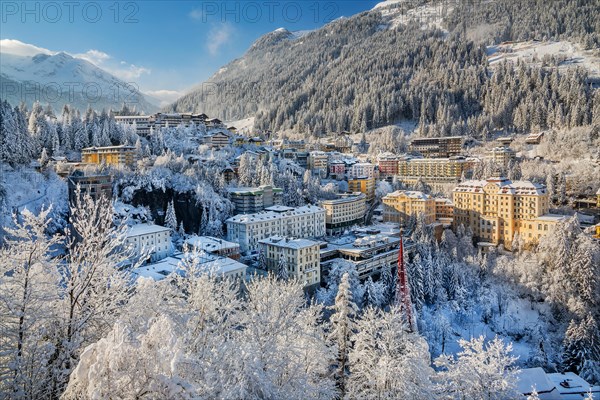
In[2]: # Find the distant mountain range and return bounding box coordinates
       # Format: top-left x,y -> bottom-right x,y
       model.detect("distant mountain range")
168,0 -> 599,135
0,52 -> 159,113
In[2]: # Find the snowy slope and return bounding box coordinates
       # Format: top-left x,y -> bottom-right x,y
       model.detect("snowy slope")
0,52 -> 159,112
373,0 -> 453,31
487,40 -> 600,78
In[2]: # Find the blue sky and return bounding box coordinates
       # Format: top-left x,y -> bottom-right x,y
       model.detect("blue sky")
1,1 -> 380,103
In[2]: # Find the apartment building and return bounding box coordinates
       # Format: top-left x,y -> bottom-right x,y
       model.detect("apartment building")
382,190 -> 436,225
434,198 -> 454,223
320,192 -> 367,235
67,171 -> 112,204
489,146 -> 516,166
453,176 -> 566,249
329,160 -> 346,179
82,145 -> 136,168
226,205 -> 326,253
228,185 -> 283,214
125,223 -> 172,263
207,131 -> 230,149
348,176 -> 375,202
115,113 -> 208,136
377,153 -> 400,176
350,162 -> 376,179
410,136 -> 463,158
308,151 -> 329,175
259,237 -> 321,289
397,156 -> 470,182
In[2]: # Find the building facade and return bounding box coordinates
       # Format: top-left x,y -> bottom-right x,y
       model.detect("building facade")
125,223 -> 172,263
228,185 -> 283,214
397,156 -> 470,182
382,190 -> 436,225
350,163 -> 376,179
320,192 -> 367,235
348,176 -> 375,202
226,205 -> 326,253
308,151 -> 329,175
259,237 -> 321,289
377,153 -> 400,176
453,176 -> 566,249
82,145 -> 137,168
489,146 -> 516,166
410,136 -> 463,158
67,171 -> 112,204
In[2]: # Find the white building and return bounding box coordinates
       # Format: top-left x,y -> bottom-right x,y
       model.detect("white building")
125,223 -> 172,263
226,205 -> 326,253
320,192 -> 366,235
308,151 -> 329,175
349,162 -> 376,179
259,236 -> 321,289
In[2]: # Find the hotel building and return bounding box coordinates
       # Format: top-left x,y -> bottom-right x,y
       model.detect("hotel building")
82,145 -> 137,168
259,237 -> 321,289
320,192 -> 367,235
410,136 -> 463,158
226,205 -> 326,253
453,176 -> 566,249
382,190 -> 436,225
228,185 -> 283,214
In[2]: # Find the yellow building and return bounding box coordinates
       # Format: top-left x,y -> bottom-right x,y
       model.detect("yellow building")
382,190 -> 437,225
348,176 -> 375,202
82,145 -> 136,168
453,176 -> 566,250
398,157 -> 473,184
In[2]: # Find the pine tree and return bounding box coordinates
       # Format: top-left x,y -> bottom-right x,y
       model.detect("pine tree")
164,200 -> 178,231
276,255 -> 289,280
329,272 -> 358,397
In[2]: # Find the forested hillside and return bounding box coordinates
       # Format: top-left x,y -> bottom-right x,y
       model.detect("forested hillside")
169,0 -> 600,137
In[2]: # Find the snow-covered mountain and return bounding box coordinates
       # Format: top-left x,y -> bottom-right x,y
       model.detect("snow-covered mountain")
0,52 -> 159,113
168,0 -> 599,136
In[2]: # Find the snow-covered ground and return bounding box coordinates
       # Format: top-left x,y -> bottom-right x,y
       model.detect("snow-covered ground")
373,0 -> 453,31
487,41 -> 600,78
225,117 -> 255,134
0,167 -> 68,232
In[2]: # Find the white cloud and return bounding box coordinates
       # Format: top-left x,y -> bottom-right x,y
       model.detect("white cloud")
189,8 -> 204,20
73,49 -> 111,65
207,24 -> 235,56
0,39 -> 55,57
144,89 -> 183,106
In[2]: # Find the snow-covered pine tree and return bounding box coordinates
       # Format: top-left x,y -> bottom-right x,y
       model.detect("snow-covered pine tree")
329,272 -> 358,397
164,200 -> 178,231
276,254 -> 289,281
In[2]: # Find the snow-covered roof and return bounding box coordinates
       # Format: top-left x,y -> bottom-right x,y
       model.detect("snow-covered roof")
186,236 -> 239,252
454,177 -> 546,196
199,257 -> 247,275
516,368 -> 560,398
127,223 -> 171,237
227,205 -> 324,224
547,372 -> 599,398
133,257 -> 180,280
264,205 -> 296,212
259,236 -> 318,249
385,190 -> 431,200
535,214 -> 567,223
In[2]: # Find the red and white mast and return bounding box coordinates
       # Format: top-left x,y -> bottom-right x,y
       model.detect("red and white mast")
396,232 -> 414,331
